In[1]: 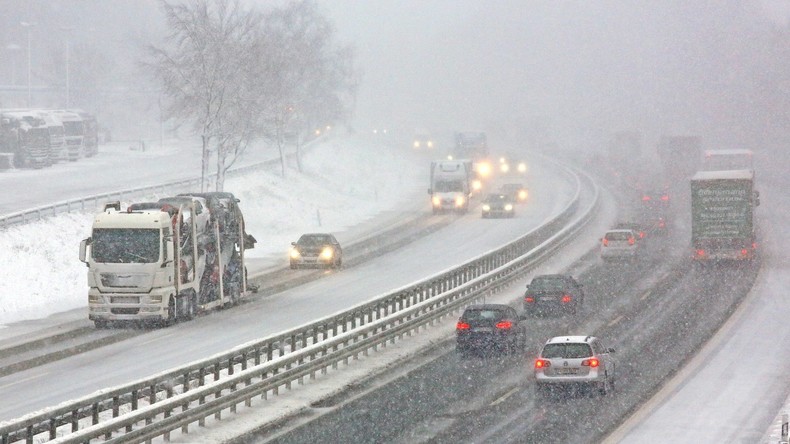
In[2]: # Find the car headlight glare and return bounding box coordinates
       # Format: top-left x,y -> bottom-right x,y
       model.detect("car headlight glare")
432,196 -> 441,206
505,204 -> 513,211
472,180 -> 482,190
413,141 -> 420,148
500,164 -> 510,173
427,141 -> 433,148
519,190 -> 528,200
518,163 -> 527,173
482,204 -> 491,211
478,163 -> 491,177
455,196 -> 465,206
290,248 -> 301,259
321,247 -> 334,259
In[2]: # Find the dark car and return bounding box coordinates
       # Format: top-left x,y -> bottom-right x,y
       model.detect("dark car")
499,183 -> 529,203
523,274 -> 584,316
455,303 -> 527,356
290,233 -> 343,269
481,193 -> 516,218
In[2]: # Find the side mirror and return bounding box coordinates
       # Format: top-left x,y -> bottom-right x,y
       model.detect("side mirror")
291,241 -> 297,246
427,188 -> 432,195
79,238 -> 90,265
244,233 -> 257,249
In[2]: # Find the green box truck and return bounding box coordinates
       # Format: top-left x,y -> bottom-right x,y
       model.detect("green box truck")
690,169 -> 758,262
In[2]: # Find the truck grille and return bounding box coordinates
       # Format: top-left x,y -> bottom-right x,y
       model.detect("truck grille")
111,308 -> 140,315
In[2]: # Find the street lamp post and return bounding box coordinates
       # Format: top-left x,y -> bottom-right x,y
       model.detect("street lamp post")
62,27 -> 74,108
20,21 -> 35,107
5,44 -> 21,86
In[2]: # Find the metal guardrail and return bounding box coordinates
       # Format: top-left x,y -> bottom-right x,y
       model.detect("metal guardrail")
0,163 -> 598,444
0,139 -> 319,229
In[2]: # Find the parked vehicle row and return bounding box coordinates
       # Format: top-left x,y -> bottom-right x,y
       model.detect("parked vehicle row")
0,107 -> 98,169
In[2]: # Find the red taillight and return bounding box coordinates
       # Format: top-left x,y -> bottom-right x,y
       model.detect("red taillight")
561,294 -> 572,303
752,242 -> 757,250
642,195 -> 651,201
495,320 -> 512,330
602,238 -> 609,247
741,249 -> 748,256
639,231 -> 645,239
525,295 -> 535,303
659,220 -> 666,228
628,237 -> 635,245
535,359 -> 551,369
696,249 -> 705,257
661,195 -> 669,201
582,358 -> 600,368
456,321 -> 470,330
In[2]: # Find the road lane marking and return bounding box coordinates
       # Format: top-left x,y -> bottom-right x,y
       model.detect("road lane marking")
0,372 -> 49,391
490,387 -> 519,406
607,315 -> 624,327
640,291 -> 651,301
138,332 -> 175,346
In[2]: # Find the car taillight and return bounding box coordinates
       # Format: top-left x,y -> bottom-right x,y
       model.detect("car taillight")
561,295 -> 572,303
642,195 -> 651,201
659,220 -> 666,228
661,195 -> 669,201
741,249 -> 748,256
456,321 -> 471,330
535,359 -> 551,369
602,238 -> 609,247
525,295 -> 535,303
495,321 -> 512,330
628,237 -> 635,245
639,231 -> 645,239
582,358 -> 600,367
752,242 -> 757,250
696,249 -> 705,257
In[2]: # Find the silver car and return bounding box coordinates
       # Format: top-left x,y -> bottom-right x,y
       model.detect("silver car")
534,335 -> 616,397
600,228 -> 639,261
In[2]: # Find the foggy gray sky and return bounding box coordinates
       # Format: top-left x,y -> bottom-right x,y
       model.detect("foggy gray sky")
1,1 -> 788,153
319,0 -> 790,153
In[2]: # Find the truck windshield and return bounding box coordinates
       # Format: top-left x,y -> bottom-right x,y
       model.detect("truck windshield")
63,121 -> 84,136
92,228 -> 161,263
435,180 -> 463,192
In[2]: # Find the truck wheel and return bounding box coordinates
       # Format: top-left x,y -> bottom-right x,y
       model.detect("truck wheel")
164,298 -> 177,327
94,320 -> 109,329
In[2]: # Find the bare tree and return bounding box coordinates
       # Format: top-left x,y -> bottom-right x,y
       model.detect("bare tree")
146,0 -> 260,191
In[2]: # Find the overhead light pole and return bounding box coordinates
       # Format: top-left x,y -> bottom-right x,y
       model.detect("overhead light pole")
5,44 -> 21,86
61,27 -> 74,108
20,21 -> 35,107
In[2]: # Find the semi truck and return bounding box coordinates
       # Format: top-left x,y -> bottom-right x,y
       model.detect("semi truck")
79,196 -> 256,328
690,169 -> 759,263
51,110 -> 84,161
428,159 -> 472,214
454,131 -> 492,183
0,111 -> 52,168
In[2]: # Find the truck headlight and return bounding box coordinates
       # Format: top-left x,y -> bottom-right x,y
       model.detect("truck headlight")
432,196 -> 441,206
519,190 -> 528,200
472,180 -> 482,191
427,141 -> 433,148
89,294 -> 101,303
149,295 -> 163,304
482,204 -> 491,211
500,163 -> 510,173
518,163 -> 527,173
290,248 -> 301,259
505,204 -> 513,211
478,163 -> 491,177
320,247 -> 334,260
455,196 -> 465,207
413,141 -> 420,148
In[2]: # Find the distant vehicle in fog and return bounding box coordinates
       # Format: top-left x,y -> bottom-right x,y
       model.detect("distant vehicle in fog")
481,193 -> 515,218
702,149 -> 753,172
600,229 -> 640,262
455,303 -> 527,356
657,135 -> 701,184
523,274 -> 584,316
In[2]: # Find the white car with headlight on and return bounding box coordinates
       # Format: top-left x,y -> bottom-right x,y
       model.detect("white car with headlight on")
290,233 -> 343,269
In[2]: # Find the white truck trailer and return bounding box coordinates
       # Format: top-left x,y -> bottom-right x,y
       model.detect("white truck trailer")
428,159 -> 472,214
79,199 -> 255,328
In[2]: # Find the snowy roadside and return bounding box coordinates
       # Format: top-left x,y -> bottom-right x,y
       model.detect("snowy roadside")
0,134 -> 424,327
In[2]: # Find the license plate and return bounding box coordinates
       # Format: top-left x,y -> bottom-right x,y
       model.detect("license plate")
557,368 -> 578,375
473,327 -> 493,333
540,296 -> 555,301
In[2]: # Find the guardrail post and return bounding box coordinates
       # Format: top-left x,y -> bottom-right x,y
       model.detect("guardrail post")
49,418 -> 57,440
